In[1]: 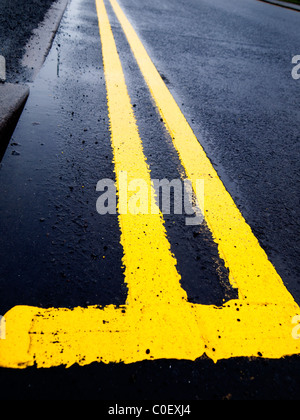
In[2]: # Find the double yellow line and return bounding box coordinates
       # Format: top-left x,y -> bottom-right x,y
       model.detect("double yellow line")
0,0 -> 299,369
101,0 -> 296,306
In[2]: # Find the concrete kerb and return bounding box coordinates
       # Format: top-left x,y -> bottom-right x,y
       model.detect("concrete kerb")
0,83 -> 30,160
0,83 -> 30,134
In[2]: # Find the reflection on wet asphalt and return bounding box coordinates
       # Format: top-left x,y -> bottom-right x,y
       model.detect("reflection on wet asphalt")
0,0 -> 127,312
0,0 -> 238,313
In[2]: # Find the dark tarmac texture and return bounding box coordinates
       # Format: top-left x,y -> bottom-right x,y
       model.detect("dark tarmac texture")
0,356 -> 300,400
0,0 -> 127,313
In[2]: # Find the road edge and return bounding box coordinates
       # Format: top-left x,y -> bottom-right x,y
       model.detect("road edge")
0,0 -> 70,161
257,0 -> 300,12
22,0 -> 70,81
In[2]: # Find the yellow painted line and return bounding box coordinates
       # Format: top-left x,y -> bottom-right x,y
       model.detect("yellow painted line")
0,0 -> 299,369
107,0 -> 295,306
94,0 -> 186,307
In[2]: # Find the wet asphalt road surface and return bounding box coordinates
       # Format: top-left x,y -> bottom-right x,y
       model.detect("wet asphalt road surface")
0,0 -> 57,83
0,0 -> 300,400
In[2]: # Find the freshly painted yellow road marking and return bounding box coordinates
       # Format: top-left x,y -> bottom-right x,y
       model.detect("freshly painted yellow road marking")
107,0 -> 295,306
95,0 -> 186,307
0,0 -> 299,369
